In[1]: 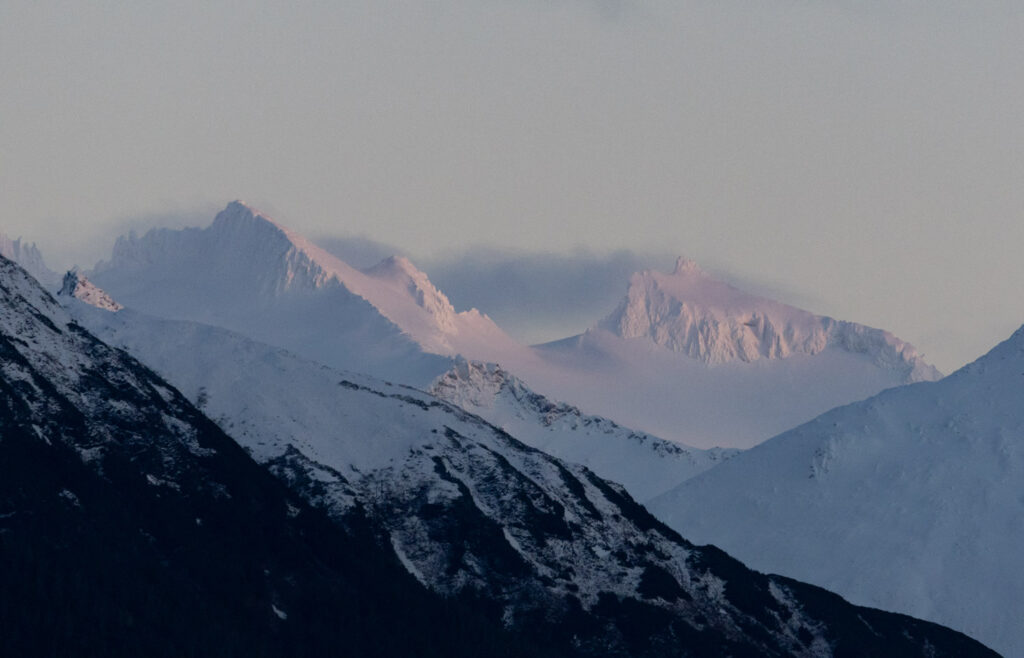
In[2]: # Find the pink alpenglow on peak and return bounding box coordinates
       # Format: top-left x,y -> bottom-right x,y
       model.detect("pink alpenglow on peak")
88,201 -> 522,385
58,271 -> 123,312
600,256 -> 940,380
362,255 -> 460,336
515,256 -> 942,449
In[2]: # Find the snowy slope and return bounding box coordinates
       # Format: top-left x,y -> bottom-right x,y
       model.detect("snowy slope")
63,291 -> 993,657
89,201 -> 518,385
0,254 -> 586,657
649,325 -> 1024,656
68,268 -> 733,505
508,258 -> 941,449
430,359 -> 739,502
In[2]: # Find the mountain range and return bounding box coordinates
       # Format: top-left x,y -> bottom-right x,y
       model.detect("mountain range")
86,202 -> 940,450
46,255 -> 993,656
518,256 -> 940,448
1,201 -> 1009,656
0,252 -> 991,655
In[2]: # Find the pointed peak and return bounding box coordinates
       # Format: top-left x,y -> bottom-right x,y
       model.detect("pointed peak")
214,200 -> 280,229
226,199 -> 259,214
207,201 -> 325,261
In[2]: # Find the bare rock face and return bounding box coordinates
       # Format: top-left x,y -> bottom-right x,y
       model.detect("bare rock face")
58,270 -> 123,312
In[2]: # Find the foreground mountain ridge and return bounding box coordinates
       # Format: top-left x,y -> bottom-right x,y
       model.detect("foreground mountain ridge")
650,323 -> 1024,656
0,254 -> 550,657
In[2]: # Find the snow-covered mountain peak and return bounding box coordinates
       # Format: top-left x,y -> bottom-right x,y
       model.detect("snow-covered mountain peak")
94,201 -> 357,297
430,358 -> 534,411
207,201 -> 354,294
89,202 -> 521,373
211,199 -> 278,230
598,259 -> 940,380
210,200 -> 292,247
58,270 -> 123,312
209,200 -> 328,261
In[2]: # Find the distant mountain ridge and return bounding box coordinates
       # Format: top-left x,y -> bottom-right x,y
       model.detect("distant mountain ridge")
599,256 -> 939,380
512,258 -> 942,449
89,202 -> 461,385
92,201 -> 517,363
80,202 -> 940,450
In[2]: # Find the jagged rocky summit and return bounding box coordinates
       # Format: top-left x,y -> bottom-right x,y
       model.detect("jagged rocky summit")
520,257 -> 942,449
602,256 -> 939,379
59,270 -> 123,311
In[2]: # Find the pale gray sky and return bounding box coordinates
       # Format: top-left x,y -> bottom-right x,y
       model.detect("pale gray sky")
2,1 -> 1023,372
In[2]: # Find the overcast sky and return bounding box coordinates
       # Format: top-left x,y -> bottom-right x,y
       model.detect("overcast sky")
2,1 -> 1023,372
